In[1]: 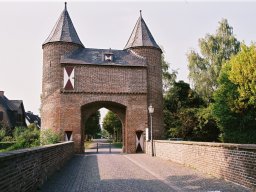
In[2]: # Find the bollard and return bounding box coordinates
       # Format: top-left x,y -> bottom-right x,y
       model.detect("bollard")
97,143 -> 98,153
109,141 -> 111,153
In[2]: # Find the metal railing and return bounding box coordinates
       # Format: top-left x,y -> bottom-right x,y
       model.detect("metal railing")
95,141 -> 112,153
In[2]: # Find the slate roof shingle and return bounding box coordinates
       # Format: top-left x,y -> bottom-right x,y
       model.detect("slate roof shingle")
43,3 -> 84,47
61,48 -> 147,66
124,12 -> 161,50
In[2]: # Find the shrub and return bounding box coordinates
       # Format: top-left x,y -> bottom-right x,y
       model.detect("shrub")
0,122 -> 12,137
0,142 -> 15,150
40,129 -> 61,145
9,126 -> 40,150
2,136 -> 14,142
0,129 -> 6,141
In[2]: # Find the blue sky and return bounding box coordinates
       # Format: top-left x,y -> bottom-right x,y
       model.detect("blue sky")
0,0 -> 256,116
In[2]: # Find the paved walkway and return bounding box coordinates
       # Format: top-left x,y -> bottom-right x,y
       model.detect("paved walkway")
40,149 -> 250,192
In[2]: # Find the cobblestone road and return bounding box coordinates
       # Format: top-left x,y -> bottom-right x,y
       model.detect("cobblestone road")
40,149 -> 250,192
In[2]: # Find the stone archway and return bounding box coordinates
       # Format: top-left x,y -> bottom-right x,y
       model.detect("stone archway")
81,101 -> 126,152
42,91 -> 149,153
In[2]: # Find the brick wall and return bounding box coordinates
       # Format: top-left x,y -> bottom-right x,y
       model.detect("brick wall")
0,141 -> 74,192
73,65 -> 147,93
145,140 -> 256,190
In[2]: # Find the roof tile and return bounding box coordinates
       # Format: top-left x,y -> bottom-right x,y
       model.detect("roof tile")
61,48 -> 147,66
43,3 -> 84,47
124,12 -> 161,50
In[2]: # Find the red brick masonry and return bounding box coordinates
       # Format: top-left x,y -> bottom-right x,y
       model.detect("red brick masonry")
0,142 -> 74,191
146,140 -> 256,190
41,42 -> 164,153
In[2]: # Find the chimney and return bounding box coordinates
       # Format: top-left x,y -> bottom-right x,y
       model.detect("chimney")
0,91 -> 4,96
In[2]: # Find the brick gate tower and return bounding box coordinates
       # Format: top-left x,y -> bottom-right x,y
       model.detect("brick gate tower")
41,3 -> 164,153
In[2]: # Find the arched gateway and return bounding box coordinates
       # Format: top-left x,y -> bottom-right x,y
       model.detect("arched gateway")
41,3 -> 164,153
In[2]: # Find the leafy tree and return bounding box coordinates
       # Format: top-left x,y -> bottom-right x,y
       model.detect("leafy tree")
85,111 -> 101,140
102,111 -> 122,142
229,44 -> 256,110
213,45 -> 256,143
101,129 -> 110,139
162,53 -> 177,92
170,108 -> 198,140
188,19 -> 240,102
164,81 -> 219,141
193,107 -> 219,141
164,81 -> 204,113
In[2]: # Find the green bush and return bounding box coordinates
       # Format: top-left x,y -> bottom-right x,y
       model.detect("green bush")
0,142 -> 15,150
0,129 -> 6,141
2,125 -> 40,151
0,122 -> 12,136
112,142 -> 123,148
9,126 -> 40,150
219,127 -> 256,144
2,136 -> 14,142
40,129 -> 61,145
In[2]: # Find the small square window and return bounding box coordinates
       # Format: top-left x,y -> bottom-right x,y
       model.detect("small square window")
104,53 -> 113,62
104,54 -> 113,61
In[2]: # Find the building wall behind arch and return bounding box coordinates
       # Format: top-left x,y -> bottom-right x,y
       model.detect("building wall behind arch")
72,65 -> 147,93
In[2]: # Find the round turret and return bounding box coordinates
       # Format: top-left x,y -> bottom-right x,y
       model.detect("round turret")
41,3 -> 83,131
42,42 -> 81,99
124,12 -> 164,139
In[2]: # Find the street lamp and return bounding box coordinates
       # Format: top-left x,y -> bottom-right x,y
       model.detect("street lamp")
148,104 -> 154,156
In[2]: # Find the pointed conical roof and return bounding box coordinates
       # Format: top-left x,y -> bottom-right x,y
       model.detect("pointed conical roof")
124,11 -> 160,50
43,3 -> 84,47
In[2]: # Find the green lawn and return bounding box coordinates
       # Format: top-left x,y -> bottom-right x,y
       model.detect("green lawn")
112,142 -> 123,148
84,140 -> 93,148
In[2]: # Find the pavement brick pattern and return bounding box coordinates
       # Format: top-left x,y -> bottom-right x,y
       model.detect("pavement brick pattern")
40,152 -> 250,192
